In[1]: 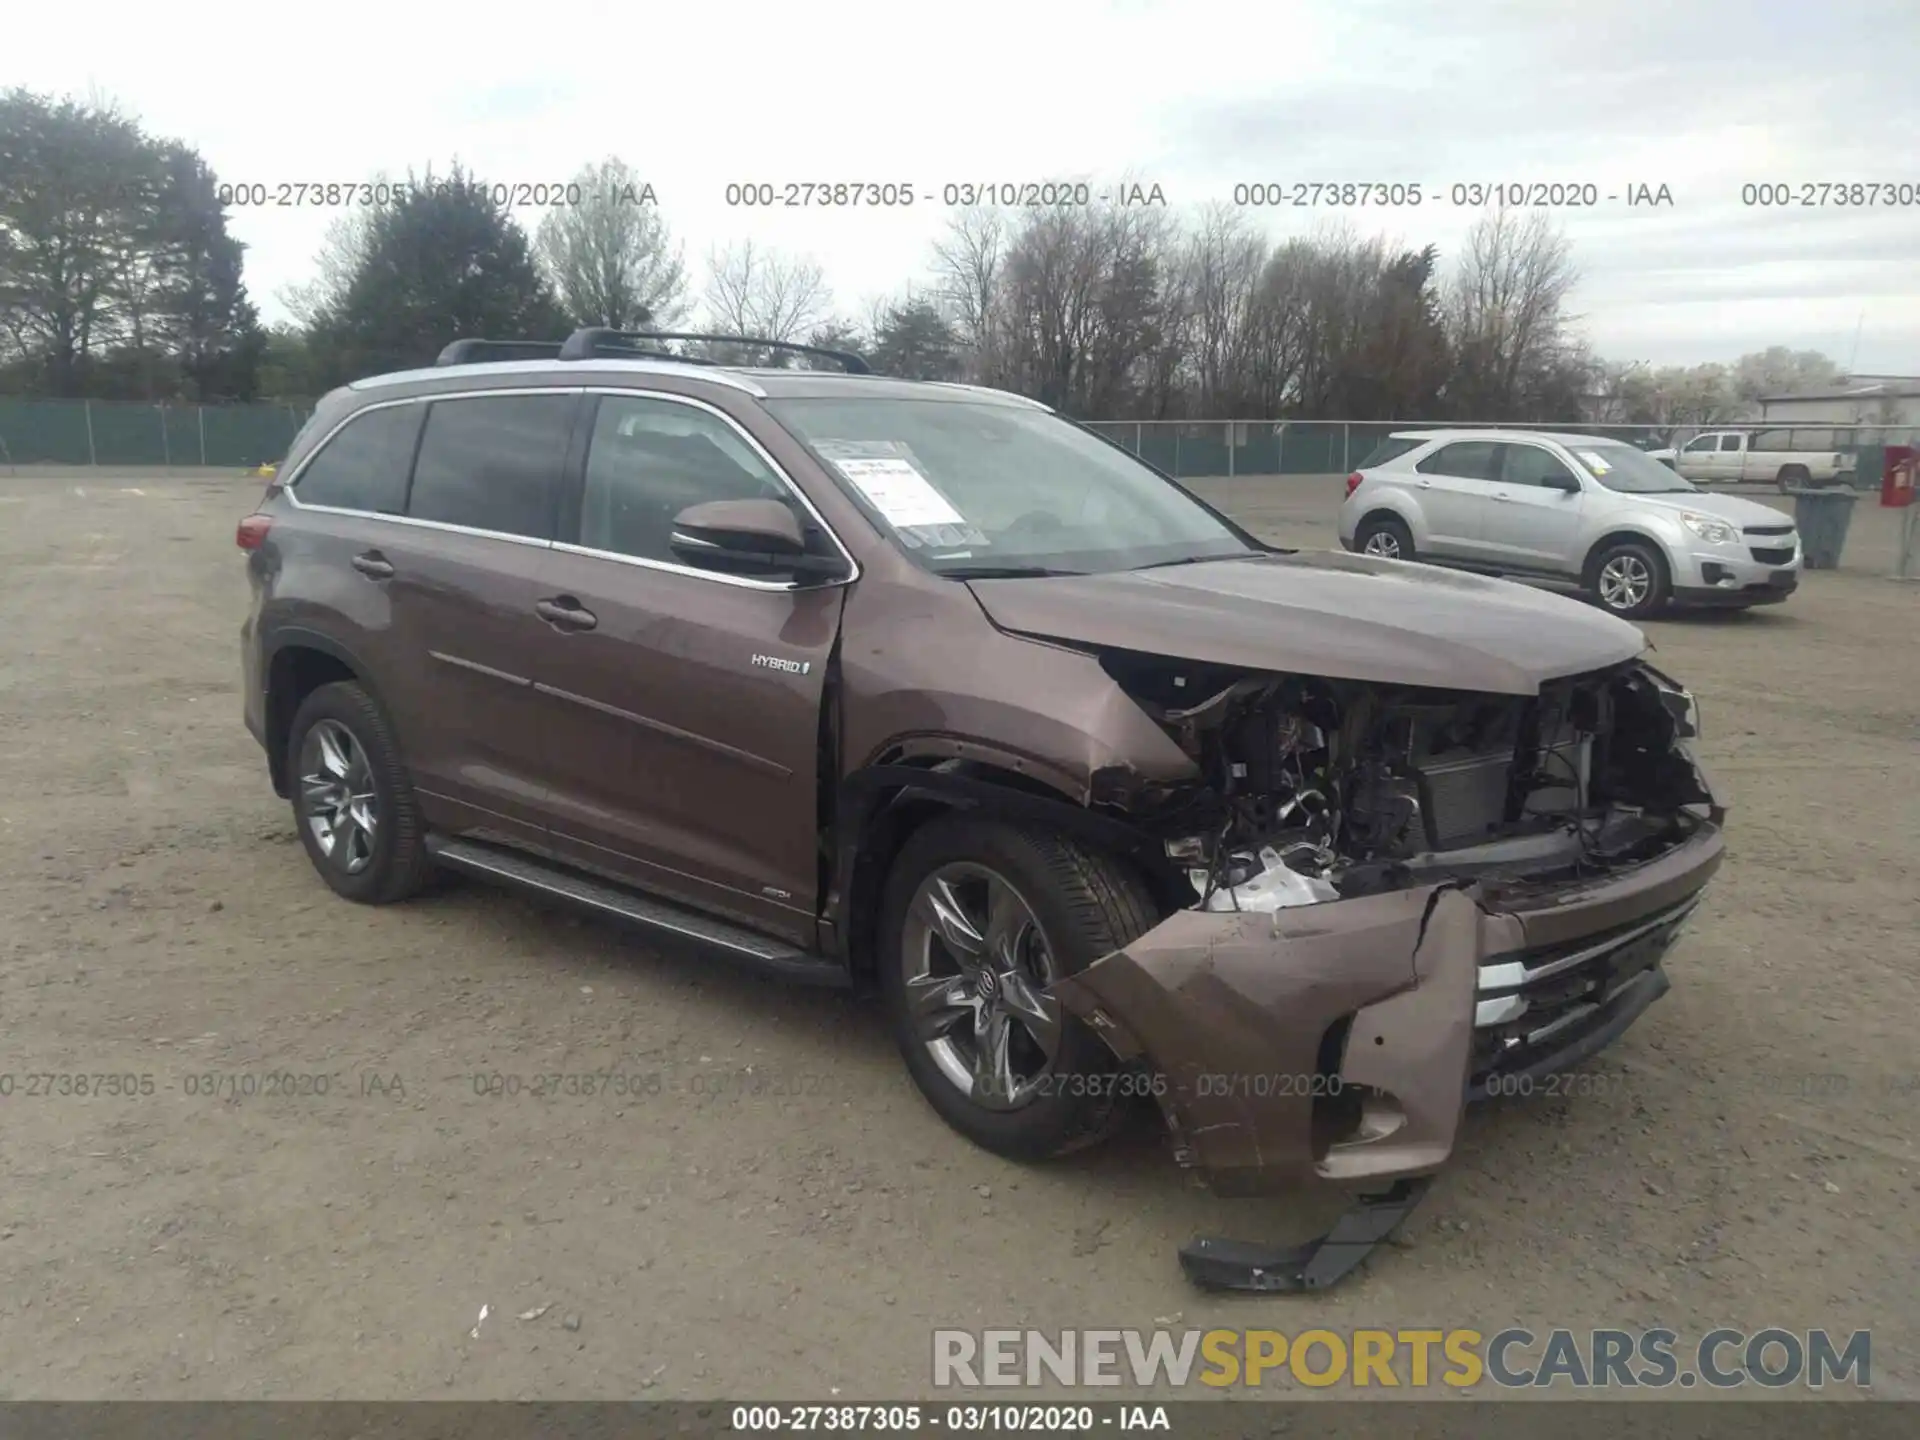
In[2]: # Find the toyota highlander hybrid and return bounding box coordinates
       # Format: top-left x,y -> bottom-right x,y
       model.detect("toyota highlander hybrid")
239,330 -> 1726,1292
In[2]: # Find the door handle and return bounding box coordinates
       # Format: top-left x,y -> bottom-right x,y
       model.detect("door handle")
1492,491 -> 1512,501
535,597 -> 598,632
351,551 -> 394,579
1416,478 -> 1433,488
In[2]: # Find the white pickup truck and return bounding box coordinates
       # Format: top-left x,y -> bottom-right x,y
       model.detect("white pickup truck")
1664,429 -> 1855,490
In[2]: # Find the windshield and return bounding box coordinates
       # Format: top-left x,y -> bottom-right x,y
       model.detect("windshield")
1569,442 -> 1698,494
762,397 -> 1262,576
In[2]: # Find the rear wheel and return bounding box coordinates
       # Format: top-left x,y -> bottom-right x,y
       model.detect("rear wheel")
287,681 -> 434,904
1588,538 -> 1670,620
878,815 -> 1160,1161
1355,513 -> 1416,562
1777,463 -> 1810,493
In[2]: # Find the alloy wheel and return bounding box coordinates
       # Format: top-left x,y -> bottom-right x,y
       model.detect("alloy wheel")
1362,530 -> 1402,559
899,863 -> 1064,1111
1597,553 -> 1653,611
298,718 -> 379,875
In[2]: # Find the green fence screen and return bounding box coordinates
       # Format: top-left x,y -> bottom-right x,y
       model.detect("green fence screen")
0,399 -> 314,467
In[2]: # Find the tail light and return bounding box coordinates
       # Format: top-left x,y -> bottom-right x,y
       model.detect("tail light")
236,514 -> 272,550
1344,472 -> 1365,498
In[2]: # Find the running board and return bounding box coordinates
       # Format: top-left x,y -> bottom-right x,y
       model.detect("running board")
426,836 -> 849,988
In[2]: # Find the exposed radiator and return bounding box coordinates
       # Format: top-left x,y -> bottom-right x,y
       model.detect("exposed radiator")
1415,734 -> 1590,849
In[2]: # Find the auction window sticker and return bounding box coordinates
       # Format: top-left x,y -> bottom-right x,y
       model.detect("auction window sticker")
1577,450 -> 1612,474
814,440 -> 988,551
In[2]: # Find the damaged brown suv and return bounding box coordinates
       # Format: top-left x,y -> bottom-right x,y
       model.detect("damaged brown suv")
240,329 -> 1726,1291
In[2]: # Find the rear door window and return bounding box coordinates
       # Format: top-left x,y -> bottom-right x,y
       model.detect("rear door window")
1415,441 -> 1501,480
1356,437 -> 1425,469
290,404 -> 421,514
407,393 -> 576,540
1718,434 -> 1743,451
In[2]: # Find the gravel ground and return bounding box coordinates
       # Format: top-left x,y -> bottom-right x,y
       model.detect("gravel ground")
0,468 -> 1915,1401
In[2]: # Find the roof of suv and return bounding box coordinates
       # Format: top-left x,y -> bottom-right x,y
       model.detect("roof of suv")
1383,428 -> 1638,448
350,356 -> 1051,409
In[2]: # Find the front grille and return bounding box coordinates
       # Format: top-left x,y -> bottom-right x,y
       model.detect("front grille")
1470,894 -> 1701,1083
1749,545 -> 1795,564
1744,523 -> 1794,537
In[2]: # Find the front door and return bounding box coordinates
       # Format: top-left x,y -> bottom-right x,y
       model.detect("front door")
1479,441 -> 1588,571
1676,433 -> 1720,481
1411,440 -> 1502,559
530,390 -> 850,944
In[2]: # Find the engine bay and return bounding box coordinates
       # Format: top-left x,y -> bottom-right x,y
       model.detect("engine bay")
1099,651 -> 1715,910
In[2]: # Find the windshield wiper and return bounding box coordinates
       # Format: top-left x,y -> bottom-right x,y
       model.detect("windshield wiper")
937,564 -> 1085,580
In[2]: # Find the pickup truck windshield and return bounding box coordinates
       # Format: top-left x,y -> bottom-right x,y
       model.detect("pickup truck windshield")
764,397 -> 1262,576
1571,442 -> 1700,494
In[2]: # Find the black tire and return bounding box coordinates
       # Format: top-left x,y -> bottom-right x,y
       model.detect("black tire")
1354,513 -> 1416,562
878,815 -> 1161,1162
1587,537 -> 1671,620
1777,463 -> 1809,494
286,680 -> 435,904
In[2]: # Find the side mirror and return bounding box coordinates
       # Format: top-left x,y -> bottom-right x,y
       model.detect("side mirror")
668,499 -> 849,581
1548,472 -> 1583,493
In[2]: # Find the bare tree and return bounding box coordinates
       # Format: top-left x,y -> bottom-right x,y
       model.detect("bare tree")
277,176 -> 391,328
700,239 -> 830,353
534,158 -> 687,330
1441,208 -> 1580,417
928,208 -> 1005,379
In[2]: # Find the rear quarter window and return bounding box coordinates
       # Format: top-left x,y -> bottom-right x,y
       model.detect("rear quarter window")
290,404 -> 422,514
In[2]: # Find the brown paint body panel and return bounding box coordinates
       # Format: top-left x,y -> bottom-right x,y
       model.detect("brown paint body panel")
1051,821 -> 1723,1197
967,547 -> 1649,695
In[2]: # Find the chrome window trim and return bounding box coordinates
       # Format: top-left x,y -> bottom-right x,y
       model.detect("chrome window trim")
281,387 -> 581,548
282,383 -> 861,592
350,358 -> 768,397
562,385 -> 861,593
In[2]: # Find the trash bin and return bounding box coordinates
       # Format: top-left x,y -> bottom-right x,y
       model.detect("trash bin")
1788,485 -> 1859,569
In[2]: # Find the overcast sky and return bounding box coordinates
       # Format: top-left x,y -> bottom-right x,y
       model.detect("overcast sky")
10,0 -> 1919,371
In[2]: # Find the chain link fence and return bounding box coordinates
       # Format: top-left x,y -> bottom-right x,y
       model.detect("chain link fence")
3,400 -> 1914,482
0,399 -> 314,468
1081,420 -> 1919,482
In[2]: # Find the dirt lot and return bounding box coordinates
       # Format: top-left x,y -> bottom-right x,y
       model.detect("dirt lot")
1,467 -> 1915,1400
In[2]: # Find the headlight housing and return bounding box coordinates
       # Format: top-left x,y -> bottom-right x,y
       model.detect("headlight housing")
1680,512 -> 1738,545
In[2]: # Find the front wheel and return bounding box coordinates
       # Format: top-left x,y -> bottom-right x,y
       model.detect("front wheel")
1588,539 -> 1670,620
878,816 -> 1161,1162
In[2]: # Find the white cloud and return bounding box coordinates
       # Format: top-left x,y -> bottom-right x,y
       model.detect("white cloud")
8,0 -> 1917,369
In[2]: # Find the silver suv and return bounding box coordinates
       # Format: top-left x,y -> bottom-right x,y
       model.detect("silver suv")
1337,429 -> 1803,619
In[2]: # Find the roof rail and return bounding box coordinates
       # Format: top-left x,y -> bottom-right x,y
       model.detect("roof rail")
557,328 -> 873,375
434,339 -> 565,366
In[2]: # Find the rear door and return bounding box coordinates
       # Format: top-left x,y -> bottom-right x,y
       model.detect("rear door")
1410,440 -> 1503,558
1716,432 -> 1747,482
528,389 -> 852,944
1480,441 -> 1588,571
382,388 -> 581,844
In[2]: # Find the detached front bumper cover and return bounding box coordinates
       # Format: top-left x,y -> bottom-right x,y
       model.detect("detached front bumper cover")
1049,881 -> 1486,1294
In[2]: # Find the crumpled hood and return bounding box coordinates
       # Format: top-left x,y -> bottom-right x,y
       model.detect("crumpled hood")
967,550 -> 1647,695
1632,492 -> 1796,528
